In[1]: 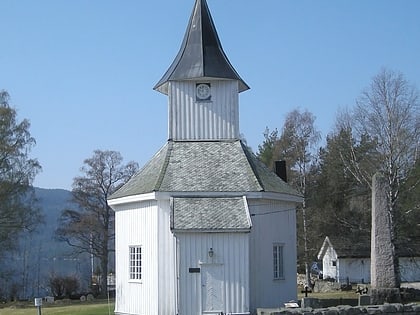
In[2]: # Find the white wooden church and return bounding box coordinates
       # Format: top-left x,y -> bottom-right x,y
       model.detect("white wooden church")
108,1 -> 302,314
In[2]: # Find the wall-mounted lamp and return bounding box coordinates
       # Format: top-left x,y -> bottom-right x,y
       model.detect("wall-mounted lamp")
208,248 -> 214,258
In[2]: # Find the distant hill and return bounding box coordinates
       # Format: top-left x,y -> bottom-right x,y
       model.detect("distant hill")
34,188 -> 75,255
0,188 -> 91,299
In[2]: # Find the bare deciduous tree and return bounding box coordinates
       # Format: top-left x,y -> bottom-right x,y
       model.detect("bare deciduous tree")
56,150 -> 138,296
275,109 -> 321,287
337,69 -> 420,286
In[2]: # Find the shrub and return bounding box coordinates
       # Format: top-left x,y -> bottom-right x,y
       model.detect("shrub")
48,274 -> 80,298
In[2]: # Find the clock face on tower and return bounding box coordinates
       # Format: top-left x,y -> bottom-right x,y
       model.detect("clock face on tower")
196,83 -> 211,101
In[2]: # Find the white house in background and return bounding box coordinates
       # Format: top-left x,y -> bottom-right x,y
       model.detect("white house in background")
317,236 -> 420,284
108,0 -> 302,314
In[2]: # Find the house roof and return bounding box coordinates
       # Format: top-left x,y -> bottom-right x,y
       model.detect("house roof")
317,236 -> 371,259
317,236 -> 420,259
153,0 -> 249,95
171,196 -> 252,231
109,140 -> 301,200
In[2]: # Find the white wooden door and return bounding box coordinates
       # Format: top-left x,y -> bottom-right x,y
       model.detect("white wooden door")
201,264 -> 224,314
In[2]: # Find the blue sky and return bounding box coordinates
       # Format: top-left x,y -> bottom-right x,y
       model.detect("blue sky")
1,0 -> 419,190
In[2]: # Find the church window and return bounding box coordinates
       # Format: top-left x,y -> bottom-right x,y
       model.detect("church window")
129,246 -> 142,280
273,244 -> 284,279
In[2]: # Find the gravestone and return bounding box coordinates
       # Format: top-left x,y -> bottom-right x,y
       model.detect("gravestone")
370,173 -> 400,304
358,294 -> 370,306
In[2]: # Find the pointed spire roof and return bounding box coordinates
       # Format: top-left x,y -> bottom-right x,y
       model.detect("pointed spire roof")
154,0 -> 249,95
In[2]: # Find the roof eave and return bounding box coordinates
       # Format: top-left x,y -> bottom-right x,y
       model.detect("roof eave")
154,78 -> 249,95
171,228 -> 251,233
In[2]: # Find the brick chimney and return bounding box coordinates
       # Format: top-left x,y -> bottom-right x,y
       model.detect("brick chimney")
275,160 -> 287,182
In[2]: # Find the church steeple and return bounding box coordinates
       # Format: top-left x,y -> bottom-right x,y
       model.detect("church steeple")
154,0 -> 249,95
155,0 -> 247,141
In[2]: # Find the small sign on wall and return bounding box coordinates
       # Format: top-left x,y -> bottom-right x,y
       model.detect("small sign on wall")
189,267 -> 200,273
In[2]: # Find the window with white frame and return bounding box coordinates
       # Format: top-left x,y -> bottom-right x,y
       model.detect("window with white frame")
129,246 -> 142,280
273,244 -> 284,280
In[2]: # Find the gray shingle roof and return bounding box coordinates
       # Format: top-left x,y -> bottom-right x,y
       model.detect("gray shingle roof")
109,140 -> 300,200
171,196 -> 251,231
109,144 -> 170,198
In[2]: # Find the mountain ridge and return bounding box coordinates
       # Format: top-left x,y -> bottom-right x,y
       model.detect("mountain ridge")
0,187 -> 91,299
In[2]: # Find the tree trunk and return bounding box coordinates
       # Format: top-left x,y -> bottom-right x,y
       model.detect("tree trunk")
388,202 -> 401,288
302,200 -> 311,288
99,231 -> 109,298
99,251 -> 108,298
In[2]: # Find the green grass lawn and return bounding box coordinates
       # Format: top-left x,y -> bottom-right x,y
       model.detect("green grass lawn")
0,301 -> 115,315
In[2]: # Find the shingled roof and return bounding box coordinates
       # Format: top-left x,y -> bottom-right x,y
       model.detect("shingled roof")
109,140 -> 300,200
154,0 -> 249,95
171,196 -> 252,231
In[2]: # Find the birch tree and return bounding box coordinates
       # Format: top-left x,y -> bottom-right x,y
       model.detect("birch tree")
337,69 -> 420,286
0,90 -> 42,254
275,109 -> 320,287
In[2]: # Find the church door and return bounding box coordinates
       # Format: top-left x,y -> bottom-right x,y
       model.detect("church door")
201,264 -> 224,314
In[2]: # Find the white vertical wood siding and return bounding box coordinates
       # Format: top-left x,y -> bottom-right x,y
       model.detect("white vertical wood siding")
157,199 -> 177,314
114,200 -> 176,315
114,201 -> 158,315
176,232 -> 249,315
400,257 -> 420,282
248,199 -> 297,311
168,81 -> 239,140
339,258 -> 370,283
324,256 -> 420,283
322,247 -> 338,280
